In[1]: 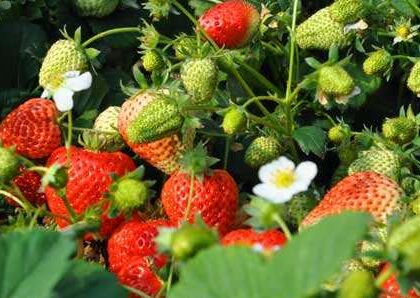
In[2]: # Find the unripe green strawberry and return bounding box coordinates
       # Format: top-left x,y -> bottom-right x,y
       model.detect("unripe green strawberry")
222,108 -> 247,135
318,65 -> 355,97
286,194 -> 317,227
360,240 -> 382,268
245,137 -> 282,168
338,271 -> 377,298
401,177 -> 420,195
388,215 -> 420,270
324,259 -> 367,291
411,196 -> 420,214
173,36 -> 196,60
407,61 -> 420,95
329,0 -> 363,23
181,58 -> 219,104
382,117 -> 417,145
348,148 -> 400,180
39,39 -> 88,91
74,0 -> 119,17
338,144 -> 358,165
296,8 -> 347,50
93,106 -> 124,152
127,97 -> 184,143
363,50 -> 392,76
0,147 -> 19,184
170,225 -> 218,260
113,179 -> 149,211
328,125 -> 349,144
142,50 -> 164,72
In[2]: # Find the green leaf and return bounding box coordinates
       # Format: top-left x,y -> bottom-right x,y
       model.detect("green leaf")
292,126 -> 327,157
266,212 -> 371,298
53,261 -> 126,298
0,229 -> 75,298
169,247 -> 267,298
305,57 -> 322,69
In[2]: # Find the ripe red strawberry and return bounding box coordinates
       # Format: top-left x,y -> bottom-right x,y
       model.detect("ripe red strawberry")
162,172 -> 238,235
221,229 -> 287,251
199,0 -> 260,48
107,218 -> 172,274
301,172 -> 402,228
380,265 -> 419,298
0,98 -> 61,159
45,146 -> 136,238
6,166 -> 45,207
118,91 -> 191,174
117,256 -> 163,298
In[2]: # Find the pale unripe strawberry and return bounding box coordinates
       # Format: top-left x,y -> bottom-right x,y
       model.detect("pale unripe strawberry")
382,117 -> 417,145
222,108 -> 247,135
181,58 -> 219,104
318,65 -> 355,97
74,0 -> 119,18
142,50 -> 164,72
93,106 -> 124,152
363,50 -> 392,76
39,40 -> 88,91
296,8 -> 347,50
329,0 -> 364,23
245,137 -> 282,168
328,125 -> 349,144
408,61 -> 420,95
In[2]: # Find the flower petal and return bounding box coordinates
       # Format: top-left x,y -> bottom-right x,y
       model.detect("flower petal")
41,89 -> 51,99
253,183 -> 295,204
64,70 -> 81,79
295,161 -> 318,182
65,72 -> 92,92
258,156 -> 295,183
53,88 -> 74,112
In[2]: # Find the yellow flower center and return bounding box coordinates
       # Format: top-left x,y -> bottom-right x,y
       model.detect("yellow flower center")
272,169 -> 296,188
396,25 -> 411,38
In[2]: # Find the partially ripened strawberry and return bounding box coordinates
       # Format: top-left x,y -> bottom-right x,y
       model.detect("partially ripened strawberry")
45,146 -> 136,238
107,218 -> 171,274
0,99 -> 62,159
301,172 -> 403,227
161,145 -> 239,235
199,0 -> 260,48
221,229 -> 287,251
118,90 -> 192,174
116,256 -> 163,298
6,166 -> 45,207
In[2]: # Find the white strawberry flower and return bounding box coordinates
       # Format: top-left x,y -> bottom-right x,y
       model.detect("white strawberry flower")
343,19 -> 368,34
41,71 -> 92,112
253,157 -> 317,204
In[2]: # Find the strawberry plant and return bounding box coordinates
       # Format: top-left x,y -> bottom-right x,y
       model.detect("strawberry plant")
2,0 -> 420,297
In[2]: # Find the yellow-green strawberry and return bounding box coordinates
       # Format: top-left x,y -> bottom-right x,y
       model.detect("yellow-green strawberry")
39,39 -> 89,91
127,96 -> 184,144
285,194 -> 317,227
411,195 -> 420,214
382,117 -> 417,145
245,136 -> 282,168
338,271 -> 377,298
74,0 -> 119,17
93,106 -> 124,152
173,36 -> 196,60
348,147 -> 400,180
181,58 -> 219,104
318,65 -> 355,97
222,107 -> 247,135
328,125 -> 349,144
118,90 -> 193,174
363,49 -> 392,76
407,60 -> 420,95
142,50 -> 164,72
0,147 -> 19,184
329,0 -> 364,23
296,7 -> 347,50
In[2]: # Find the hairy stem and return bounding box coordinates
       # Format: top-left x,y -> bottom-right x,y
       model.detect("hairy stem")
82,27 -> 142,47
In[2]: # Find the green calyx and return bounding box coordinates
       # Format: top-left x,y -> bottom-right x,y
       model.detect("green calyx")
173,35 -> 197,60
109,166 -> 154,212
0,146 -> 20,184
170,222 -> 218,260
382,117 -> 417,145
338,143 -> 359,165
318,65 -> 355,97
348,147 -> 400,181
244,196 -> 286,229
74,0 -> 120,18
363,49 -> 392,76
338,271 -> 377,298
142,49 -> 164,72
180,143 -> 219,178
41,164 -> 69,190
245,136 -> 282,168
127,96 -> 184,144
388,215 -> 420,270
329,0 -> 364,23
222,107 -> 247,135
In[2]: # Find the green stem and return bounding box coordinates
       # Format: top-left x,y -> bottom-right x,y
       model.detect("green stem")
392,55 -> 417,60
375,265 -> 395,288
0,190 -> 29,211
197,130 -> 228,138
184,173 -> 195,220
285,0 -> 300,104
182,105 -> 222,113
247,114 -> 285,134
61,193 -> 78,223
123,286 -> 153,298
61,123 -> 121,135
273,214 -> 292,240
405,0 -> 420,18
242,96 -> 282,109
223,137 -> 231,170
165,256 -> 176,296
82,27 -> 142,47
